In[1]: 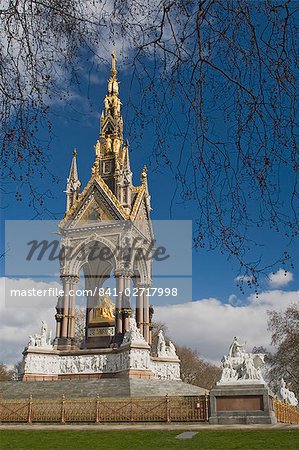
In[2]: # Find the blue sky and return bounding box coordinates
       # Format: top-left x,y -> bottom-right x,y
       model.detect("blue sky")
0,55 -> 298,364
2,58 -> 298,299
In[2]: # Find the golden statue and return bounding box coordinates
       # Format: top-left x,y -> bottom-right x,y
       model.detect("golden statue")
91,292 -> 115,323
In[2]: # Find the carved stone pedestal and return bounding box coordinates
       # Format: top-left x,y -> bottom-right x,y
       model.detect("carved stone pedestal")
209,384 -> 277,424
21,345 -> 180,382
21,319 -> 180,382
54,337 -> 77,350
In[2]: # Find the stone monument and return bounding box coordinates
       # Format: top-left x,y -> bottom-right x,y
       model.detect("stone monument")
209,337 -> 277,424
20,53 -> 181,383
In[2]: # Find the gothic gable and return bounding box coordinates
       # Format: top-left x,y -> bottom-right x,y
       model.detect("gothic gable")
60,176 -> 129,230
78,195 -> 115,223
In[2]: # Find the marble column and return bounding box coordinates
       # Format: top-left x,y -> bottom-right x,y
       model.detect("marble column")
55,316 -> 61,338
143,286 -> 150,343
122,272 -> 132,333
55,296 -> 63,339
135,282 -> 144,331
114,271 -> 124,334
60,276 -> 71,338
68,276 -> 79,339
123,308 -> 131,333
149,304 -> 154,345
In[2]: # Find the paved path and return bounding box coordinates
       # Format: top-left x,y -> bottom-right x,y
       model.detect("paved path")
0,423 -> 298,431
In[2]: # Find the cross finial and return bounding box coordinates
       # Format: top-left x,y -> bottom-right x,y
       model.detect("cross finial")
112,51 -> 116,71
73,148 -> 77,157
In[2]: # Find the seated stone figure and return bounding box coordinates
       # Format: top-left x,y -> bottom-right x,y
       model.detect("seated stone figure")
229,336 -> 246,358
218,336 -> 265,385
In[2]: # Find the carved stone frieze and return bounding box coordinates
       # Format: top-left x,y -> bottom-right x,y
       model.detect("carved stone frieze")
22,345 -> 181,380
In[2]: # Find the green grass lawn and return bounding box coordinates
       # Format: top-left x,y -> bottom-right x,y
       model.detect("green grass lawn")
0,429 -> 298,450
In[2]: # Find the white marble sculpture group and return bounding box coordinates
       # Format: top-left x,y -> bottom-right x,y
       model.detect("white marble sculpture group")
156,330 -> 177,358
121,318 -> 148,346
280,378 -> 298,407
218,337 -> 299,408
218,336 -> 265,385
27,321 -> 52,349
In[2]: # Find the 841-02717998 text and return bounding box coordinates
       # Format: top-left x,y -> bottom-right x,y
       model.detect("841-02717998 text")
96,287 -> 178,297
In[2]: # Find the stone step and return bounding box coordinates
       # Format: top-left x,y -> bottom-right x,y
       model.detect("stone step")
0,379 -> 208,399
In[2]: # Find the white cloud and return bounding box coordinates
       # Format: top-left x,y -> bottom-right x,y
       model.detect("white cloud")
235,275 -> 253,283
228,294 -> 244,306
155,290 -> 299,366
228,294 -> 237,305
268,268 -> 294,288
0,278 -> 58,364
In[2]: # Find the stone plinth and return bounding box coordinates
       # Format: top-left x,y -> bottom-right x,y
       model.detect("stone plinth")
209,384 -> 277,424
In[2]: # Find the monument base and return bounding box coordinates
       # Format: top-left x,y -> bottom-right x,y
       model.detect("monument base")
0,378 -> 208,399
20,343 -> 180,382
209,384 -> 277,424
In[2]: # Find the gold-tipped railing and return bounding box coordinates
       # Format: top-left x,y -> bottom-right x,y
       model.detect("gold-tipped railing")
273,398 -> 299,424
0,394 -> 210,423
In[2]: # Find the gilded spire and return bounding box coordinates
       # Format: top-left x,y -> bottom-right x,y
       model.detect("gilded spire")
111,51 -> 117,78
98,51 -> 123,156
107,51 -> 119,96
92,53 -> 132,207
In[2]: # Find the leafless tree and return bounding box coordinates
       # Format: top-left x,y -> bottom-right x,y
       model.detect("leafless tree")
0,362 -> 11,381
74,306 -> 85,346
176,345 -> 220,389
267,303 -> 299,396
8,360 -> 23,381
1,1 -> 298,278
